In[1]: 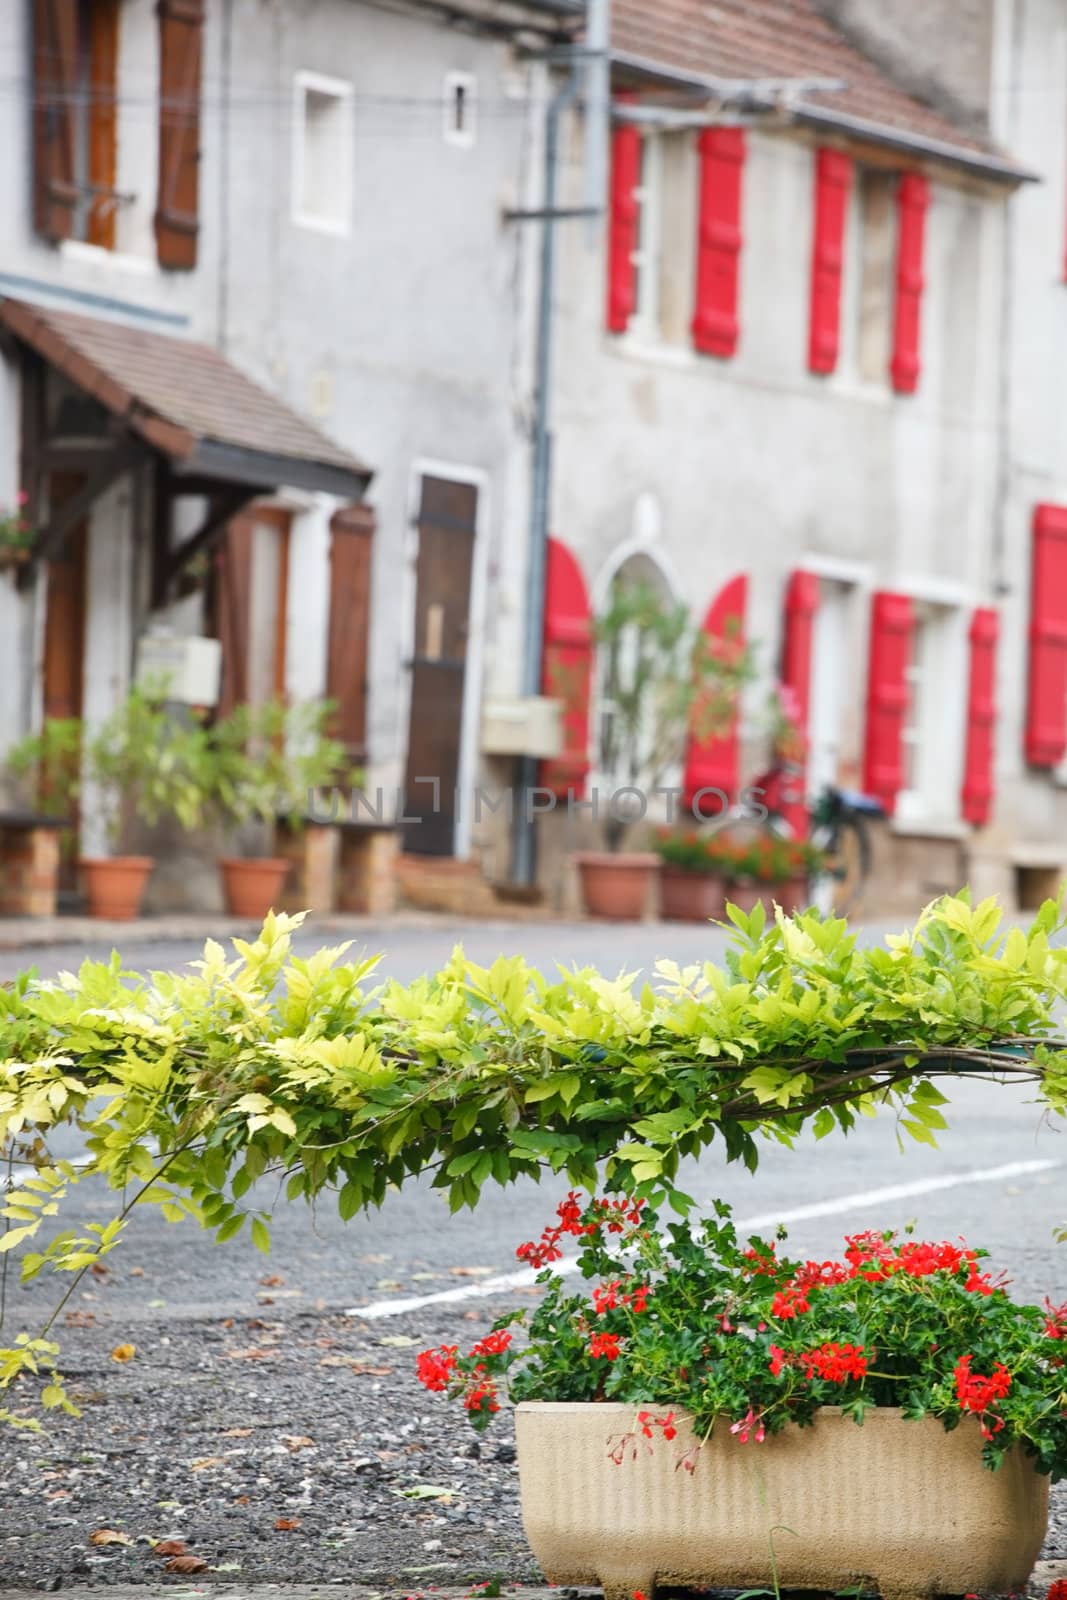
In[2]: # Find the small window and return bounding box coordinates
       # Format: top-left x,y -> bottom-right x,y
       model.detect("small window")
855,168 -> 895,384
292,72 -> 354,235
630,135 -> 663,337
443,72 -> 477,148
32,0 -> 123,249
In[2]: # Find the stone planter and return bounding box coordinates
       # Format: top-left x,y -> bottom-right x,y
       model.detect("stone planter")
574,852 -> 658,921
515,1402 -> 1049,1600
659,867 -> 726,923
726,878 -> 809,916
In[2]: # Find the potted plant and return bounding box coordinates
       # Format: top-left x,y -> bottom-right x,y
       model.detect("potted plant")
652,827 -> 734,922
203,698 -> 349,919
417,1191 -> 1056,1600
0,493 -> 34,572
719,833 -> 824,915
78,688 -> 204,919
579,578 -> 751,920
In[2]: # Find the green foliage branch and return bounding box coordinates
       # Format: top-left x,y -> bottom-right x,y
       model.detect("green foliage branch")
0,892 -> 1066,1425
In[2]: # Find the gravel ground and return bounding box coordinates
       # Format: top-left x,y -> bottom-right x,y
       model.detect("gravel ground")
0,1290 -> 1064,1595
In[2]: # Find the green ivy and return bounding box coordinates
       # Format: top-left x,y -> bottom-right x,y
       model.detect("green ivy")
1,891 -> 1066,1425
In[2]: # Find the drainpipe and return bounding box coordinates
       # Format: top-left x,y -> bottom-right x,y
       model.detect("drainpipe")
511,25 -> 604,888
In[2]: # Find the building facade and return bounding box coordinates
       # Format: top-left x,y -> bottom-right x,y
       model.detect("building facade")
523,0 -> 1066,915
0,0 -> 576,906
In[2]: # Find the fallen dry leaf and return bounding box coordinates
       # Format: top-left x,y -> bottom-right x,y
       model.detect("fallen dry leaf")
151,1539 -> 188,1558
189,1456 -> 227,1472
109,1343 -> 136,1363
128,1266 -> 144,1277
317,1355 -> 392,1375
448,1265 -> 495,1278
233,1494 -> 251,1506
274,1516 -> 301,1531
89,1529 -> 132,1547
90,1262 -> 109,1278
65,1310 -> 96,1328
282,1435 -> 315,1452
220,1427 -> 253,1438
259,1273 -> 285,1287
222,1347 -> 275,1362
165,1554 -> 208,1574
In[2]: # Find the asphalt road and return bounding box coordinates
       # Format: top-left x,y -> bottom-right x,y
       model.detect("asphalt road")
1,913 -> 1064,1323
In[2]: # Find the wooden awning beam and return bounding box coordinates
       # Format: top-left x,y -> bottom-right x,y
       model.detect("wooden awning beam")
33,438 -> 143,562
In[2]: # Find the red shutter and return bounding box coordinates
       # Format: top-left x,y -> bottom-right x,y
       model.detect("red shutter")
863,591 -> 916,814
961,607 -> 998,826
540,538 -> 593,799
606,106 -> 641,335
692,127 -> 745,359
156,0 -> 204,270
779,570 -> 820,837
890,173 -> 929,394
326,505 -> 375,761
683,573 -> 747,814
32,0 -> 80,242
1025,503 -> 1067,766
808,148 -> 852,375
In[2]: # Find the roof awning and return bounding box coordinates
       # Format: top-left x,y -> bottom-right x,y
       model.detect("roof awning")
0,298 -> 372,500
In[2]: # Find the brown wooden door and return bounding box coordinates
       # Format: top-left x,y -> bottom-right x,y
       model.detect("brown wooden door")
403,476 -> 477,856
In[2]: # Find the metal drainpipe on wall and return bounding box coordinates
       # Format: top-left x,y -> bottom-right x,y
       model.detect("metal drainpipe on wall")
510,0 -> 611,888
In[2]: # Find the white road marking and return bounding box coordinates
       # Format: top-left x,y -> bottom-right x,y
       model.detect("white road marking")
346,1157 -> 1060,1321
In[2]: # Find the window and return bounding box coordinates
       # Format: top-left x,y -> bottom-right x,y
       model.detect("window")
292,72 -> 354,235
595,550 -> 678,795
32,0 -> 121,248
896,601 -> 966,824
629,136 -> 663,337
443,72 -> 477,148
854,168 -> 894,384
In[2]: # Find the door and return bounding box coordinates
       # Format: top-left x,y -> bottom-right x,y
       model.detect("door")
403,475 -> 477,856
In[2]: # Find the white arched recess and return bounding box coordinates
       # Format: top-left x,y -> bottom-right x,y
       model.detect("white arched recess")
588,505 -> 684,804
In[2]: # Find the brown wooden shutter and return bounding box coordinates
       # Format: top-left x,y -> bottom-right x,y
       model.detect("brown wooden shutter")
326,504 -> 375,761
87,0 -> 120,250
32,0 -> 80,242
214,519 -> 254,717
156,0 -> 203,270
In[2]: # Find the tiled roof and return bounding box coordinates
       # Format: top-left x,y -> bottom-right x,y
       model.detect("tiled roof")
612,0 -> 1017,174
0,299 -> 370,492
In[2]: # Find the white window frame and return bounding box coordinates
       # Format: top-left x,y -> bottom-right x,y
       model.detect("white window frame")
443,71 -> 477,148
291,70 -> 355,237
628,134 -> 664,341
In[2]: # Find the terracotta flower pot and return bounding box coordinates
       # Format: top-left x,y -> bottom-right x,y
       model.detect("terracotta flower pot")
574,852 -> 659,921
659,867 -> 726,923
516,1402 -> 1049,1600
219,857 -> 291,919
776,875 -> 811,915
724,880 -> 764,915
726,880 -> 809,917
79,856 -> 153,921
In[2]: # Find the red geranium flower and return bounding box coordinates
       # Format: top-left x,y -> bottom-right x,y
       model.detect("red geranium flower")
589,1331 -> 622,1361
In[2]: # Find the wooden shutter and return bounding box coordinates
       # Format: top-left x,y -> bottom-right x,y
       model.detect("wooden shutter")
961,607 -> 998,826
779,570 -> 820,837
606,109 -> 641,334
1025,503 -> 1067,766
683,573 -> 747,814
156,0 -> 204,270
889,173 -> 929,394
692,127 -> 745,359
214,519 -> 253,717
808,148 -> 852,375
863,590 -> 916,814
32,0 -> 80,242
326,504 -> 374,761
540,538 -> 593,799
